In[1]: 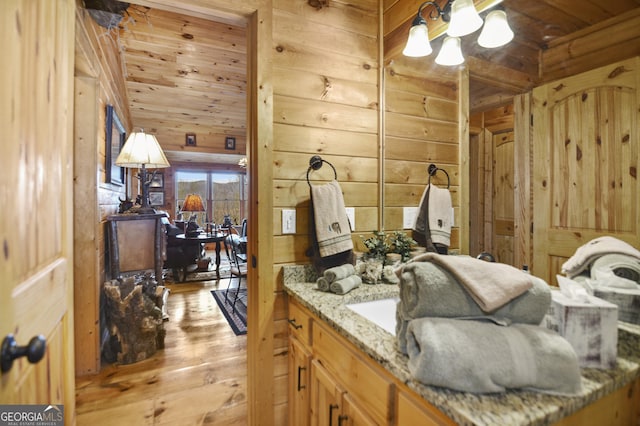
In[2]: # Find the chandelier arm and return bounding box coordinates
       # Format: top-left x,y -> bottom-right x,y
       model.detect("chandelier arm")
417,0 -> 451,21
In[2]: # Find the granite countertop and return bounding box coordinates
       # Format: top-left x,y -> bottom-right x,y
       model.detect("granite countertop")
283,266 -> 640,426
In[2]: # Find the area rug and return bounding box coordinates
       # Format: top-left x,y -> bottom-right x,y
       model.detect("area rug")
211,289 -> 247,335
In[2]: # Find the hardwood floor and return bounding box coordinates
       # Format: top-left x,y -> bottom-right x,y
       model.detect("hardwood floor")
75,274 -> 247,425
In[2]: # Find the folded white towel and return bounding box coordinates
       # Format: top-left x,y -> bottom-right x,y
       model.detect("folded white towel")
406,317 -> 583,395
561,236 -> 640,278
406,253 -> 534,312
310,180 -> 354,258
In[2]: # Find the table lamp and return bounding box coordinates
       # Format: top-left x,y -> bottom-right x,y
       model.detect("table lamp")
181,194 -> 205,236
116,129 -> 170,214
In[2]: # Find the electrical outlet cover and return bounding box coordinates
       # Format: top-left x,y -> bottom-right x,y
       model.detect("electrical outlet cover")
282,209 -> 296,234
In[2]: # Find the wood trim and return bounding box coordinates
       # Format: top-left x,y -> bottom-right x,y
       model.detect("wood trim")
459,67 -> 470,254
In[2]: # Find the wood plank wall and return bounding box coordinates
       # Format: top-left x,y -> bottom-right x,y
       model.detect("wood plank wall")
384,56 -> 461,248
271,0 -> 380,419
74,8 -> 131,375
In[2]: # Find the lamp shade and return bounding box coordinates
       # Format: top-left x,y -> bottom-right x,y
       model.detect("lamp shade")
435,36 -> 464,66
403,22 -> 432,57
181,194 -> 205,212
446,0 -> 483,37
115,130 -> 170,168
478,10 -> 514,48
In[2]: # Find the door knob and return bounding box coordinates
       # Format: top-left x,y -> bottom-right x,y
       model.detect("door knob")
1,334 -> 46,373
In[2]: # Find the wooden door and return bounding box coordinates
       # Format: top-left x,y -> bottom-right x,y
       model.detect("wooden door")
492,130 -> 515,265
532,57 -> 640,284
0,0 -> 76,421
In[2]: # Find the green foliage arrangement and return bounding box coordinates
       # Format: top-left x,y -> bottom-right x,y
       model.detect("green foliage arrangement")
361,230 -> 416,263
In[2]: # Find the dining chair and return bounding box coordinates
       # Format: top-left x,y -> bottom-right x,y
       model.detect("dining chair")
224,234 -> 247,313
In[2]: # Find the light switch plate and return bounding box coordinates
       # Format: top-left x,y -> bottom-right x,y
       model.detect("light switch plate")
345,207 -> 355,231
282,209 -> 296,234
403,207 -> 419,229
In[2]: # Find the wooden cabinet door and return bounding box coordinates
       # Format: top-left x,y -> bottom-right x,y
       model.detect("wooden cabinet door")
532,57 -> 640,283
289,337 -> 312,426
341,393 -> 377,426
0,0 -> 76,421
310,360 -> 344,426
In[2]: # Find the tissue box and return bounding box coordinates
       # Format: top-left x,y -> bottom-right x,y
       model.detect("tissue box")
593,287 -> 640,325
543,290 -> 618,369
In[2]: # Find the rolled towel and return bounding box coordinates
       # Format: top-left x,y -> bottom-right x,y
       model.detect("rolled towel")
316,276 -> 330,292
562,236 -> 640,278
324,263 -> 356,282
398,261 -> 551,325
406,317 -> 583,395
330,274 -> 362,295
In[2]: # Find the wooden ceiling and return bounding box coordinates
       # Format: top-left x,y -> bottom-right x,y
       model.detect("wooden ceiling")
117,5 -> 247,166
110,1 -> 640,165
384,0 -> 640,113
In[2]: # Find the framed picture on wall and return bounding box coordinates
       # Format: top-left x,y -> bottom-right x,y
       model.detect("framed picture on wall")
105,105 -> 126,185
149,191 -> 164,206
185,133 -> 196,146
225,136 -> 236,150
149,172 -> 164,189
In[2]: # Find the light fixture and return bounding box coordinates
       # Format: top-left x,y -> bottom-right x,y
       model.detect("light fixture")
477,9 -> 514,48
403,0 -> 514,65
181,194 -> 205,236
435,36 -> 464,66
116,129 -> 170,214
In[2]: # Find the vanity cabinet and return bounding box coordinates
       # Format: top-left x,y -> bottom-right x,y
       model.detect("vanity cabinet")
310,359 -> 378,426
289,337 -> 311,426
288,298 -> 439,426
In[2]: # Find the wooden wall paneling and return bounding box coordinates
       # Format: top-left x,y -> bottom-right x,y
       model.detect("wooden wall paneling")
468,116 -> 484,257
458,66 -> 469,254
542,9 -> 640,83
513,93 -> 532,271
482,127 -> 494,255
73,76 -> 102,375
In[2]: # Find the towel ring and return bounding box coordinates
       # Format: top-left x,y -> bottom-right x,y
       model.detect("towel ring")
428,163 -> 450,189
306,155 -> 337,187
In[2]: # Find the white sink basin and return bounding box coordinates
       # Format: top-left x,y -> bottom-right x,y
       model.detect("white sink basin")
345,297 -> 399,336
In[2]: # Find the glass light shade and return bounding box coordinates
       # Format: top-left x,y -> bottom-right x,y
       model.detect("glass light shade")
181,194 -> 205,212
402,23 -> 433,57
435,36 -> 464,66
478,10 -> 514,48
447,0 -> 483,37
115,131 -> 170,168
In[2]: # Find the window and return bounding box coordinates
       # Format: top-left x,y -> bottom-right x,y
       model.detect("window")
175,171 -> 247,226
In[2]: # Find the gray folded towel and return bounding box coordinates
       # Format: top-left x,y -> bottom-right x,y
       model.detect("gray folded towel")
395,300 -> 410,353
398,261 -> 551,324
330,275 -> 362,295
408,253 -> 533,312
316,276 -> 330,292
406,317 -> 583,395
324,263 -> 356,282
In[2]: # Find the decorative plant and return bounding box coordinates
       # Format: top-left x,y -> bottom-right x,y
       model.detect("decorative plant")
388,231 -> 417,262
361,230 -> 390,261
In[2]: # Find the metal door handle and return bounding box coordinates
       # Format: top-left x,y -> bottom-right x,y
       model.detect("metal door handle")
1,334 -> 46,373
329,404 -> 339,426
